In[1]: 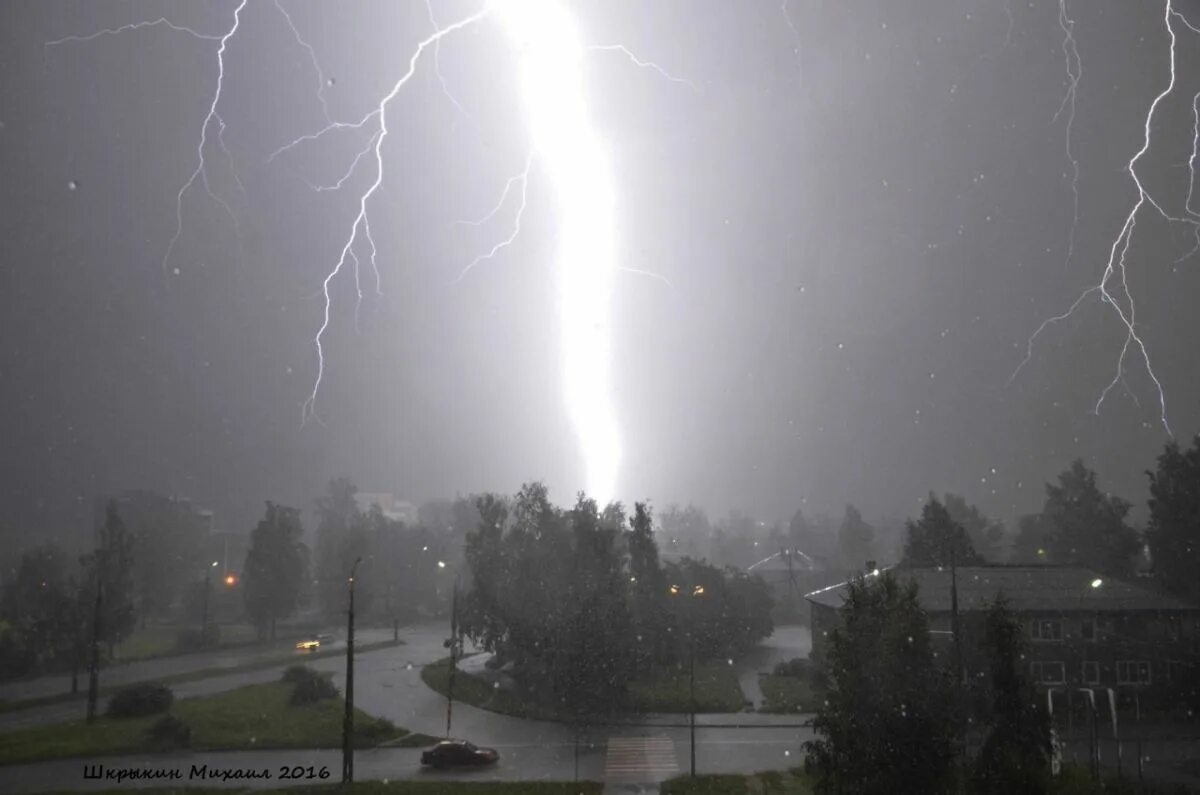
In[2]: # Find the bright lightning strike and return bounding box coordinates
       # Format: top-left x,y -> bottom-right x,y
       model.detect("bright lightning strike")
1012,1 -> 1200,437
51,0 -> 691,506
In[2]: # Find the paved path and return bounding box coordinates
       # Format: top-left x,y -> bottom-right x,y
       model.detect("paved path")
0,627 -> 396,706
0,621 -> 815,792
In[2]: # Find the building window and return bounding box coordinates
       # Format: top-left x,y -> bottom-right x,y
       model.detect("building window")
1031,661 -> 1066,684
1166,617 -> 1181,642
1082,661 -> 1099,685
1031,619 -> 1062,641
1116,661 -> 1151,685
1081,617 -> 1095,641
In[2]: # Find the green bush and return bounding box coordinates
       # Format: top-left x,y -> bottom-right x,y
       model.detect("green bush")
175,623 -> 220,651
281,664 -> 318,684
145,714 -> 191,750
106,683 -> 174,718
288,669 -> 338,705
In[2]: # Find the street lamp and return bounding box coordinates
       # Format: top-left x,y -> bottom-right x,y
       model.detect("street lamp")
670,581 -> 705,777
200,561 -> 218,639
342,557 -> 362,784
1077,577 -> 1102,781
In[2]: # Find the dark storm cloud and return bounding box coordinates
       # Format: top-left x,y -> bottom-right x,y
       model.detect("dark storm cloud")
1,0 -> 1198,546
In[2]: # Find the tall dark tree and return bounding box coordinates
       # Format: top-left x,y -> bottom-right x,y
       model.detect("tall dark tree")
556,494 -> 634,716
804,572 -> 956,794
903,495 -> 983,568
836,504 -> 876,571
1043,460 -> 1141,578
627,502 -> 667,671
314,478 -> 361,619
0,544 -> 78,670
973,595 -> 1052,794
243,503 -> 310,640
943,494 -> 1005,562
1009,513 -> 1053,565
1146,436 -> 1200,605
81,500 -> 136,652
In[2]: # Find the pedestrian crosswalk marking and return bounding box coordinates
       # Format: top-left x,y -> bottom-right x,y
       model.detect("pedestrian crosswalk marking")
604,736 -> 679,782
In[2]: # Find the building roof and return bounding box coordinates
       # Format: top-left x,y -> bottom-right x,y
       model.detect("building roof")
805,566 -> 1199,613
747,549 -> 820,573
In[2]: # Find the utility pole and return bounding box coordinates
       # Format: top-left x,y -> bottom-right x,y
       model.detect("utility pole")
689,610 -> 696,778
445,576 -> 460,737
949,544 -> 966,795
86,579 -> 102,723
341,557 -> 362,785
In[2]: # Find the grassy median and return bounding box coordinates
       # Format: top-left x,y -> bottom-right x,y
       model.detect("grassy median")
421,656 -> 747,720
662,770 -> 815,794
0,638 -> 403,715
758,674 -> 821,714
0,679 -> 435,765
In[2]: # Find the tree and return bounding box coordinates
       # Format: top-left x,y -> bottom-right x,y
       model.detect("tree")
81,501 -> 136,652
835,504 -> 876,571
627,502 -> 667,672
943,494 -> 1005,562
972,596 -> 1052,794
1043,460 -> 1141,578
243,503 -> 310,640
1009,513 -> 1053,565
0,544 -> 79,672
902,495 -> 983,568
804,572 -> 956,794
314,478 -> 360,619
1146,436 -> 1200,605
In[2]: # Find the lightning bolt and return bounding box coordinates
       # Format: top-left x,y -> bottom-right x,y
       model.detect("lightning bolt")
1011,1 -> 1200,437
50,0 -> 691,505
1055,0 -> 1081,271
46,5 -> 248,277
298,6 -> 491,426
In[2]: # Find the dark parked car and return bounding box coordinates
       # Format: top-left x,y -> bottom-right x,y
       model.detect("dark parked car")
420,739 -> 499,768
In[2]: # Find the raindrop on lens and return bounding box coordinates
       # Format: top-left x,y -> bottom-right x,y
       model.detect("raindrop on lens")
67,180 -> 78,191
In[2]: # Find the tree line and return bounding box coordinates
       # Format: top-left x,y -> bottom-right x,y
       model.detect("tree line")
459,482 -> 774,717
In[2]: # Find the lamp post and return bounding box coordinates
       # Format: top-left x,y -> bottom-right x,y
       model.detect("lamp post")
200,560 -> 218,640
444,569 -> 461,738
85,579 -> 102,723
341,556 -> 362,785
1078,577 -> 1102,782
669,581 -> 705,777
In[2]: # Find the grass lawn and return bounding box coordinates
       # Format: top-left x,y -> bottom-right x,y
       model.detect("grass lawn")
57,785 -> 604,795
422,657 -> 747,719
661,770 -> 815,794
0,639 -> 403,715
420,657 -> 560,721
0,679 -> 426,765
758,675 -> 821,714
114,623 -> 261,661
627,662 -> 747,713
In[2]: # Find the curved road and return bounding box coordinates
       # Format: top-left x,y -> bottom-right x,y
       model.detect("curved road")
0,623 -> 816,793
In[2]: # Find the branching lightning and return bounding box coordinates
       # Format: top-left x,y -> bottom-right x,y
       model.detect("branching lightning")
47,5 -> 248,277
585,45 -> 699,91
1011,1 -> 1200,437
51,0 -> 691,504
1055,0 -> 1081,270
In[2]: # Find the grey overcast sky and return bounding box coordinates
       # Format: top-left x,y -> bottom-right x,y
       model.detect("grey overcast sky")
2,0 -> 1199,544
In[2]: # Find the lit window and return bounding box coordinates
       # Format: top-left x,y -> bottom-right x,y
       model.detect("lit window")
1031,619 -> 1062,641
1082,661 -> 1099,685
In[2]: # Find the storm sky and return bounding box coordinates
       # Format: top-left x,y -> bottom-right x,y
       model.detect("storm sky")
2,0 -> 1199,545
